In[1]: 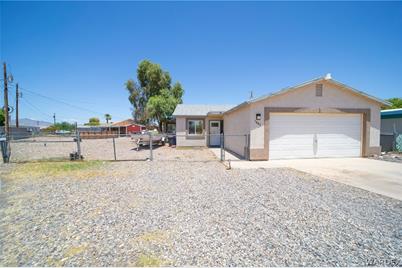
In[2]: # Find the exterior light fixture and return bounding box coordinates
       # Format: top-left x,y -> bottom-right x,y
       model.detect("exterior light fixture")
256,113 -> 261,120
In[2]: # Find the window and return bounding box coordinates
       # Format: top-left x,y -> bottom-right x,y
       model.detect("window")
210,122 -> 219,127
166,123 -> 176,134
188,120 -> 204,135
316,84 -> 323,97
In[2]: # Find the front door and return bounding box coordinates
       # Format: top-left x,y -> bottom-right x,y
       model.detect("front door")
209,121 -> 221,146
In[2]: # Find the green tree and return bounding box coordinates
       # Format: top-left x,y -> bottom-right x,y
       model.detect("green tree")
126,60 -> 184,128
384,98 -> 402,109
146,89 -> 181,131
0,109 -> 4,127
85,117 -> 100,126
43,121 -> 75,132
105,114 -> 112,124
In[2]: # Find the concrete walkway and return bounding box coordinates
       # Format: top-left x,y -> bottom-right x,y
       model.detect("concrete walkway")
209,147 -> 243,161
212,151 -> 402,201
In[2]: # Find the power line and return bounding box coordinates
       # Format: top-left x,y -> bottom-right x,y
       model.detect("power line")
20,97 -> 54,119
19,87 -> 107,117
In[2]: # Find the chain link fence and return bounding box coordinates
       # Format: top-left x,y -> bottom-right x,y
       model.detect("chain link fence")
7,133 -> 78,163
381,132 -> 402,152
1,131 -> 250,163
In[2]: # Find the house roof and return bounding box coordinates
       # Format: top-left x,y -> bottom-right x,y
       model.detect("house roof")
224,75 -> 390,114
173,104 -> 236,116
112,119 -> 143,127
381,108 -> 402,119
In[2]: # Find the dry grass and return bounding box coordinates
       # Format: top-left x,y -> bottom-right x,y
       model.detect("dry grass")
135,254 -> 165,267
65,244 -> 88,258
7,161 -> 107,180
135,230 -> 170,243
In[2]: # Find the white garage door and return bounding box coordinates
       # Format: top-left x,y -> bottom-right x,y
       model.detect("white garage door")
269,113 -> 362,160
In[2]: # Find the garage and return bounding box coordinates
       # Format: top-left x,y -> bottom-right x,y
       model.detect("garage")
221,76 -> 386,160
269,113 -> 362,160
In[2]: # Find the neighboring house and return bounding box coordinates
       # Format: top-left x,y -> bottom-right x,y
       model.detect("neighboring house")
111,119 -> 146,134
78,119 -> 146,138
380,108 -> 402,151
172,74 -> 389,160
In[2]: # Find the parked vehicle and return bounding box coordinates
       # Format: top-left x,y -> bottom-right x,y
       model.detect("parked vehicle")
131,131 -> 166,149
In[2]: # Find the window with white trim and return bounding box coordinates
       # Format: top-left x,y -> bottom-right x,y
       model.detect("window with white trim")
188,119 -> 204,135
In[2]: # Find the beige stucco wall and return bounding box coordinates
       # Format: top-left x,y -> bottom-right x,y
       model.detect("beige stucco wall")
222,105 -> 250,156
175,115 -> 223,147
224,80 -> 382,159
176,116 -> 207,147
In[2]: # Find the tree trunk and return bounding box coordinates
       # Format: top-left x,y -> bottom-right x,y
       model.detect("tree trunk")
158,121 -> 163,133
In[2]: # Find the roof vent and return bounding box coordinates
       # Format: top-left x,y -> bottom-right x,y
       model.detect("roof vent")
324,73 -> 332,80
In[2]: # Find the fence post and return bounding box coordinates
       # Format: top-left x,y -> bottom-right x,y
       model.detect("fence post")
76,131 -> 82,159
112,137 -> 117,160
220,134 -> 224,161
149,132 -> 153,161
0,137 -> 10,163
74,122 -> 82,160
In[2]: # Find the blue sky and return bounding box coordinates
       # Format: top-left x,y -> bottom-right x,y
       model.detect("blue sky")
1,1 -> 401,124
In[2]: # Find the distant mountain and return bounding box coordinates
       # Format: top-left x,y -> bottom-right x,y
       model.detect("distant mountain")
10,118 -> 52,128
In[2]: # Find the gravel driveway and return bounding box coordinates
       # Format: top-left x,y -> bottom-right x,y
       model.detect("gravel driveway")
1,153 -> 401,266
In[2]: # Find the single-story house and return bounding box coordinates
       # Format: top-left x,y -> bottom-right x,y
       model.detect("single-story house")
380,108 -> 402,151
111,119 -> 146,135
77,119 -> 146,138
172,74 -> 389,160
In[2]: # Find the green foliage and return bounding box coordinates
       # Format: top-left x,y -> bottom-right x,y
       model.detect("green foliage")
0,109 -> 4,126
146,89 -> 180,130
384,98 -> 402,109
104,114 -> 112,123
43,121 -> 75,132
85,117 -> 100,126
126,60 -> 184,128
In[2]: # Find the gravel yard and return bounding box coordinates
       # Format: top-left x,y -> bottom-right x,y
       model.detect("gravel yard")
9,136 -> 210,162
1,149 -> 401,266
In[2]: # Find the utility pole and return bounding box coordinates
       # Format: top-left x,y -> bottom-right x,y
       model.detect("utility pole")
16,83 -> 19,128
2,62 -> 10,163
3,63 -> 9,138
53,113 -> 56,125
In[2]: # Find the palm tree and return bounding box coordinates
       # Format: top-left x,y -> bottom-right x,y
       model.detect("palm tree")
105,114 -> 112,124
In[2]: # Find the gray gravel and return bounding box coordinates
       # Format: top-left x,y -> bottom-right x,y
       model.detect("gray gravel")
9,136 -> 210,162
1,150 -> 401,266
370,152 -> 402,163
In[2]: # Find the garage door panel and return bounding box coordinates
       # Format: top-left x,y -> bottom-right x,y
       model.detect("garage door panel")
269,113 -> 362,160
318,134 -> 361,144
269,149 -> 314,159
270,134 -> 314,144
